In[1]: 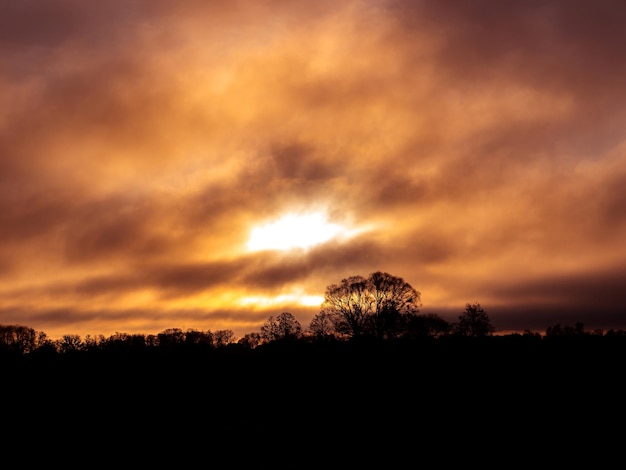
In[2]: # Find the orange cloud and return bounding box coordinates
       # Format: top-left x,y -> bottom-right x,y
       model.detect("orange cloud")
2,0 -> 626,339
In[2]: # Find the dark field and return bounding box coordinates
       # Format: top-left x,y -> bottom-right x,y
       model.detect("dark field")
4,335 -> 624,464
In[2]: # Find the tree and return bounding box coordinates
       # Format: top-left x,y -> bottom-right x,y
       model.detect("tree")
157,328 -> 185,348
0,324 -> 39,354
546,323 -> 586,337
213,329 -> 235,347
455,302 -> 494,337
260,312 -> 302,342
238,332 -> 261,349
320,271 -> 421,339
320,275 -> 369,338
184,329 -> 214,348
403,313 -> 451,338
367,271 -> 422,339
58,334 -> 84,353
84,334 -> 106,351
308,310 -> 337,339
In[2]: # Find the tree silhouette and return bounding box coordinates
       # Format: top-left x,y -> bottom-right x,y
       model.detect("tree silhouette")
367,271 -> 422,339
260,312 -> 302,342
0,324 -> 42,354
307,309 -> 337,339
213,329 -> 235,347
320,271 -> 421,339
455,302 -> 494,337
546,322 -> 587,337
59,334 -> 83,353
157,328 -> 185,349
238,332 -> 261,348
403,313 -> 452,338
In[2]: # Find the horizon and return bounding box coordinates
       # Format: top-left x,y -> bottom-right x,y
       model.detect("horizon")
0,303 -> 613,343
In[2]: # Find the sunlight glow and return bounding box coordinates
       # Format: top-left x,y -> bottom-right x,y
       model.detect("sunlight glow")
239,293 -> 324,308
246,212 -> 346,251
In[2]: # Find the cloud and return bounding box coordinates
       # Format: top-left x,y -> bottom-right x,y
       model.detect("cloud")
2,0 -> 626,339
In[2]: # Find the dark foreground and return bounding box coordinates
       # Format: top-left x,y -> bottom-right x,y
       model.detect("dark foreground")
3,335 -> 625,463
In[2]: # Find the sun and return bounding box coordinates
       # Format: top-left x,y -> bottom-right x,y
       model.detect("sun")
247,212 -> 347,251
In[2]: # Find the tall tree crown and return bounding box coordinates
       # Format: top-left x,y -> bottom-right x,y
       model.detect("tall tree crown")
321,271 -> 421,338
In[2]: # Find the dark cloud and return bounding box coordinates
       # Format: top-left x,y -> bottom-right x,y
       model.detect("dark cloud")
149,260 -> 245,297
63,197 -> 160,262
3,257 -> 246,302
75,258 -> 249,298
239,234 -> 391,291
492,265 -> 626,309
0,190 -> 72,243
268,143 -> 338,181
0,0 -> 134,47
242,253 -> 317,290
597,171 -> 626,225
391,0 -> 626,85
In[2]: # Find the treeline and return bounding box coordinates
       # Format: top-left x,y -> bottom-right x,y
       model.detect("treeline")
3,270 -> 626,360
4,311 -> 626,446
3,271 -> 623,458
2,317 -> 626,359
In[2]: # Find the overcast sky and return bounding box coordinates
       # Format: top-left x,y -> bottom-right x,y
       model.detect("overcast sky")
2,0 -> 626,340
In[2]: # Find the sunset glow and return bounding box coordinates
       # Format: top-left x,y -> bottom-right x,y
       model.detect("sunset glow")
2,0 -> 626,341
239,292 -> 324,308
247,213 -> 346,251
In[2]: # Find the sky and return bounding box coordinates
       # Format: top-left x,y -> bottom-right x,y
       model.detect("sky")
2,0 -> 626,341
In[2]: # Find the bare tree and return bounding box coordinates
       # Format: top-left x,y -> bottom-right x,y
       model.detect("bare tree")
157,328 -> 185,348
308,310 -> 337,339
0,324 -> 39,354
184,329 -> 214,347
368,271 -> 422,339
403,313 -> 452,338
238,332 -> 261,348
320,275 -> 370,338
84,334 -> 106,351
455,302 -> 494,337
260,312 -> 302,342
58,334 -> 83,353
321,272 -> 421,339
213,329 -> 235,347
